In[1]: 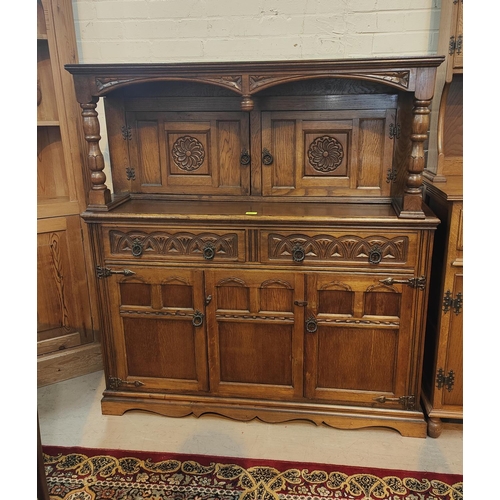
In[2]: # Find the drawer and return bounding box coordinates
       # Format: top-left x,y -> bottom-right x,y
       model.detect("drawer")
260,230 -> 416,268
103,226 -> 246,263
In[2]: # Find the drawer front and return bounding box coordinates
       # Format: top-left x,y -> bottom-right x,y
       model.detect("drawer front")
261,230 -> 416,268
103,226 -> 246,263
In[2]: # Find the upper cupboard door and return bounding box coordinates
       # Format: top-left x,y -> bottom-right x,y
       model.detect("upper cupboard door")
261,110 -> 395,198
126,111 -> 250,196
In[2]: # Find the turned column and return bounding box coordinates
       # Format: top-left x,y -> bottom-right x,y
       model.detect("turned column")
402,98 -> 432,216
81,98 -> 111,206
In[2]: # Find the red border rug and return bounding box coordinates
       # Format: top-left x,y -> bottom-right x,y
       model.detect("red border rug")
42,445 -> 463,500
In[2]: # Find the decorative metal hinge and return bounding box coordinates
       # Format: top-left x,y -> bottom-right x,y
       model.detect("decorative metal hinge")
389,123 -> 401,139
449,36 -> 456,55
436,368 -> 455,392
96,266 -> 136,279
386,168 -> 398,183
126,167 -> 136,180
442,290 -> 463,315
121,125 -> 132,140
108,377 -> 144,390
449,34 -> 462,56
373,395 -> 416,410
379,275 -> 426,290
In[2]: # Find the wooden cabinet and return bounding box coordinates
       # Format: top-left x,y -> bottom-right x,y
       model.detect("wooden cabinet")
67,57 -> 444,437
37,0 -> 102,386
422,176 -> 463,437
425,0 -> 463,182
421,0 -> 463,437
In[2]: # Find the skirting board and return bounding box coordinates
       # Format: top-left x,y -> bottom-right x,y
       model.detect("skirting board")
37,342 -> 103,387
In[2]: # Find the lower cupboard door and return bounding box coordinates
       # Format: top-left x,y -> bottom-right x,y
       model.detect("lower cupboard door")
205,269 -> 305,400
106,266 -> 209,393
304,272 -> 418,410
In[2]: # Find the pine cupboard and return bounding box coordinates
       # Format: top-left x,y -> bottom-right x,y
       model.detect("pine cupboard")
66,57 -> 444,437
37,0 -> 102,386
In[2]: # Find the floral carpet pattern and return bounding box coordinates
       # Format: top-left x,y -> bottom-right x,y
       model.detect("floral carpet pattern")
42,446 -> 463,500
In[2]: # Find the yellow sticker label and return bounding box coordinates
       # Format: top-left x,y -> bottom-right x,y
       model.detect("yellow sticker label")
245,211 -> 258,215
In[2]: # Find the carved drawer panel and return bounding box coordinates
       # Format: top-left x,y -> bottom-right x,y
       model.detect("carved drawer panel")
103,226 -> 246,263
260,230 -> 416,268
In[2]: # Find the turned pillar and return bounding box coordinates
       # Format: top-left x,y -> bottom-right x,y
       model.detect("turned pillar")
81,98 -> 111,206
401,98 -> 432,216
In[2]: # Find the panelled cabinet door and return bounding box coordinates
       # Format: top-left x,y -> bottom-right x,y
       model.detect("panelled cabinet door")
105,266 -> 209,393
37,216 -> 93,354
304,272 -> 416,409
205,269 -> 305,400
261,109 -> 395,198
439,272 -> 463,408
125,111 -> 250,195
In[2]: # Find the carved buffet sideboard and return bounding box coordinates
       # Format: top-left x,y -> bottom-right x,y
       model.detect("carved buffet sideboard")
66,57 -> 443,437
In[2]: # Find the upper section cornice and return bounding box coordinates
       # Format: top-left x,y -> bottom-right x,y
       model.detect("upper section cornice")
66,56 -> 445,104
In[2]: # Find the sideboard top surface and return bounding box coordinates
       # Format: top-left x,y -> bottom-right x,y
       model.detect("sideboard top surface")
82,199 -> 439,227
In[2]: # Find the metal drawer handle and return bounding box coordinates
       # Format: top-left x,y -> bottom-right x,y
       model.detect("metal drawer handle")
192,311 -> 204,327
368,245 -> 382,265
131,239 -> 143,257
292,244 -> 305,262
203,242 -> 216,260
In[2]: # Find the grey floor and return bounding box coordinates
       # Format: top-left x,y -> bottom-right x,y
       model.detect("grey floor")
37,370 -> 463,475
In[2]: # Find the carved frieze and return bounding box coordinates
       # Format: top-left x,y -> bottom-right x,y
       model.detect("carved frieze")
249,75 -> 302,91
95,77 -> 144,92
197,75 -> 242,92
350,71 -> 410,89
110,230 -> 239,259
250,70 -> 410,93
268,234 -> 408,263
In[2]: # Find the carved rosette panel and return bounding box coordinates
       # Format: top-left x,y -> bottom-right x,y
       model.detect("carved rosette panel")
172,136 -> 205,172
307,136 -> 344,173
268,234 -> 408,263
109,231 -> 239,259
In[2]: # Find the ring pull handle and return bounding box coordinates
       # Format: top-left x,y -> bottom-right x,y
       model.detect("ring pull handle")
131,239 -> 143,257
262,148 -> 274,165
368,245 -> 382,265
240,149 -> 251,166
202,242 -> 216,260
305,317 -> 318,333
292,244 -> 305,262
192,311 -> 204,327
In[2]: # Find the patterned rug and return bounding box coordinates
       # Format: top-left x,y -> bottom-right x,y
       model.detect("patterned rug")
42,445 -> 463,500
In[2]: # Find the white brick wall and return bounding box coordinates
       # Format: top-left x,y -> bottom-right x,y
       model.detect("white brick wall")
71,0 -> 442,63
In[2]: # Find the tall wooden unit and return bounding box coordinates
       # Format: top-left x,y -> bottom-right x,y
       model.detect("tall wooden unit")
37,0 -> 102,386
422,0 -> 464,437
422,178 -> 463,437
425,0 -> 463,182
66,57 -> 443,437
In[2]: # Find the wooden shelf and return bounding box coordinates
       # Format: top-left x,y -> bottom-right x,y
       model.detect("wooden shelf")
38,121 -> 60,127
